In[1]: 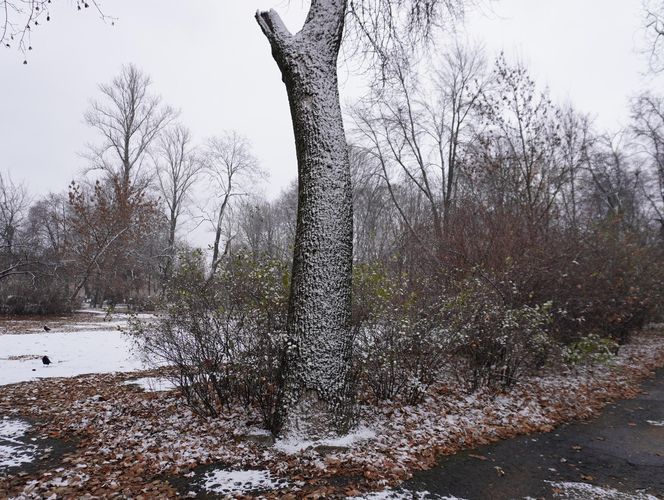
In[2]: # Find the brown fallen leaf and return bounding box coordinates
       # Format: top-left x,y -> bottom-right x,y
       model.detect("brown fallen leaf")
468,453 -> 488,461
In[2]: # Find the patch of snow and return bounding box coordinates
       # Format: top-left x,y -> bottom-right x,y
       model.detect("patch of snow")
124,377 -> 177,392
274,425 -> 376,454
548,481 -> 659,499
0,418 -> 37,469
0,329 -> 147,386
201,468 -> 287,495
645,419 -> 664,426
352,489 -> 466,499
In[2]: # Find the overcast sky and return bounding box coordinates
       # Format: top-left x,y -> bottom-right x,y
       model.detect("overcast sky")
0,1 -> 660,205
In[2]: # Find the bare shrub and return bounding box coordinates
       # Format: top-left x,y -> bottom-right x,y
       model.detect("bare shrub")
130,250 -> 288,431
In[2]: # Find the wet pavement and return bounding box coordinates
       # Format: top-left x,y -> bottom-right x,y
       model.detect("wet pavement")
402,369 -> 664,499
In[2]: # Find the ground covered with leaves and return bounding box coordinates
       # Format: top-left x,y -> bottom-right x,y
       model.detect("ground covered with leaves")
1,329 -> 663,499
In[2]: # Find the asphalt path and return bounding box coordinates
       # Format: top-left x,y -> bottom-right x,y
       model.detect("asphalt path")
402,369 -> 664,499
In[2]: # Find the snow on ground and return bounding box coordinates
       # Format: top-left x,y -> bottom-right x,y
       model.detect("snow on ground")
0,418 -> 37,469
200,468 -> 288,495
353,489 -> 465,499
274,425 -> 377,454
123,377 -> 177,392
548,481 -> 659,499
0,328 -> 146,386
0,325 -> 663,498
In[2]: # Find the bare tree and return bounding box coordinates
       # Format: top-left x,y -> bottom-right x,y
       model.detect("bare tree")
0,170 -> 33,282
256,0 -> 461,438
1,0 -> 111,56
471,55 -> 564,228
152,123 -> 202,282
84,64 -> 175,195
353,43 -> 486,256
644,0 -> 664,72
0,170 -> 28,254
202,131 -> 262,276
631,92 -> 664,234
584,132 -> 644,227
558,105 -> 595,230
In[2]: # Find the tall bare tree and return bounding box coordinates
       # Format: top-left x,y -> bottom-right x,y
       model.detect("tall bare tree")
70,65 -> 172,305
0,170 -> 33,282
84,64 -> 175,195
152,123 -> 202,282
472,55 -> 564,227
631,92 -> 664,234
0,170 -> 28,254
558,105 -> 595,230
645,0 -> 664,72
353,43 -> 486,256
202,131 -> 262,276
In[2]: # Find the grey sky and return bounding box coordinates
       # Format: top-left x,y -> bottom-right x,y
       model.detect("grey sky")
0,0 -> 659,204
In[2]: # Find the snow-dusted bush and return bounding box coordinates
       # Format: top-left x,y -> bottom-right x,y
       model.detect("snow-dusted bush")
442,278 -> 554,391
130,250 -> 289,429
354,265 -> 447,404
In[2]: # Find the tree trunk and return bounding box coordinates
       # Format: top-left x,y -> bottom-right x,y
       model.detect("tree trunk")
256,1 -> 354,438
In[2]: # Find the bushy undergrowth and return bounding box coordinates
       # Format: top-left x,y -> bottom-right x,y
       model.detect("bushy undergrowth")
129,224 -> 662,429
441,278 -> 554,391
354,264 -> 447,404
563,333 -> 618,368
130,250 -> 289,430
0,275 -> 74,314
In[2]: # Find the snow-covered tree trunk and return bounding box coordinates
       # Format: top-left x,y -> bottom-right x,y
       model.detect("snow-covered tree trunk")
256,1 -> 354,438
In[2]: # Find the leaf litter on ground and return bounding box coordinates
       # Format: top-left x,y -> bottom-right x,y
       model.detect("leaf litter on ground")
0,325 -> 663,498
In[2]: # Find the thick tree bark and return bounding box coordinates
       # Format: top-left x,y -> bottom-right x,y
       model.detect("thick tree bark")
256,0 -> 354,438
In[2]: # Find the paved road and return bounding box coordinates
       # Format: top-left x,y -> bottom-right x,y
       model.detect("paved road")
402,369 -> 664,499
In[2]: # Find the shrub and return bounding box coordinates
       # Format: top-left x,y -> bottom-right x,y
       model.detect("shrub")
354,264 -> 447,404
442,277 -> 554,391
130,250 -> 289,431
562,333 -> 618,368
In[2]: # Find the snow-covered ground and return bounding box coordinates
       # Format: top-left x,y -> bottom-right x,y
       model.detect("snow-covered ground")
0,417 -> 37,469
547,481 -> 659,500
123,376 -> 177,392
0,326 -> 146,386
199,468 -> 289,496
352,490 -> 464,499
274,425 -> 377,454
